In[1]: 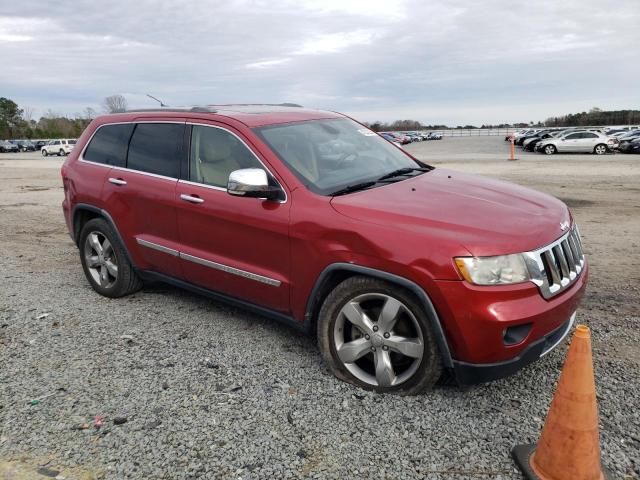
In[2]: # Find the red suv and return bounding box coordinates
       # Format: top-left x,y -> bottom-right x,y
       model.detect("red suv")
61,105 -> 588,394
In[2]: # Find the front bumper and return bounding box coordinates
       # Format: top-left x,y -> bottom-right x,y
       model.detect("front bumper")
452,312 -> 575,385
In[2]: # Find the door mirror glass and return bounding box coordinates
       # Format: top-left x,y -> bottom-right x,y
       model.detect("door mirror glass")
227,168 -> 282,200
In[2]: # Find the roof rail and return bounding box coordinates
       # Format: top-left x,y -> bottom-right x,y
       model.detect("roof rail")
125,106 -> 218,113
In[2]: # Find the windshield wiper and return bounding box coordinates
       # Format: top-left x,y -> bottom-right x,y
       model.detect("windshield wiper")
329,181 -> 378,196
376,167 -> 431,182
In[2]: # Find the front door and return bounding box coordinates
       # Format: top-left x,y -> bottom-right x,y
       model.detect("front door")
175,123 -> 291,313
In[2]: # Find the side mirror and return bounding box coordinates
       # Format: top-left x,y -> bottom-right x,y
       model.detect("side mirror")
227,168 -> 282,201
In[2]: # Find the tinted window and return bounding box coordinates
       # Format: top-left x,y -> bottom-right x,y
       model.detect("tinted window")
583,132 -> 598,139
189,125 -> 262,187
84,124 -> 134,167
565,133 -> 581,140
127,123 -> 183,178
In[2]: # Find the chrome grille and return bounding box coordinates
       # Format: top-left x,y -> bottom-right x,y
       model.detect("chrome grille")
524,226 -> 585,299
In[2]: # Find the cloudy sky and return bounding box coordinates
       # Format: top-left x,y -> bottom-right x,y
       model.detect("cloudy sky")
1,0 -> 638,125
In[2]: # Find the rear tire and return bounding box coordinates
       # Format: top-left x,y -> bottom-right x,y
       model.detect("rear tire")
78,218 -> 142,298
594,144 -> 607,155
543,144 -> 556,155
317,276 -> 442,395
58,149 -> 65,156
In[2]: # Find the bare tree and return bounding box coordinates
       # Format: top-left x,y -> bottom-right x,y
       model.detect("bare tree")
83,107 -> 98,119
103,95 -> 128,113
21,106 -> 35,123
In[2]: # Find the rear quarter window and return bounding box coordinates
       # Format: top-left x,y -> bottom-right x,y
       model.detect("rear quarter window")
83,124 -> 135,167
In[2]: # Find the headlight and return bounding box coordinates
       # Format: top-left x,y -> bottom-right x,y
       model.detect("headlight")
455,254 -> 530,285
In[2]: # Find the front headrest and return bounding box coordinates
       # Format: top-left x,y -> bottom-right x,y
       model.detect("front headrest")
199,130 -> 232,163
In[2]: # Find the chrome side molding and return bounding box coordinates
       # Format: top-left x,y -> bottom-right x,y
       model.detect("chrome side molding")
136,237 -> 281,287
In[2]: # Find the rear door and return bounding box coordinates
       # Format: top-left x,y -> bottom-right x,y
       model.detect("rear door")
175,121 -> 291,313
101,121 -> 185,278
578,132 -> 599,152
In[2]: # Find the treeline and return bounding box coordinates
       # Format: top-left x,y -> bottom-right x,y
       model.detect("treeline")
364,108 -> 639,131
0,97 -> 94,139
543,108 -> 639,127
3,94 -> 638,139
0,95 -> 128,140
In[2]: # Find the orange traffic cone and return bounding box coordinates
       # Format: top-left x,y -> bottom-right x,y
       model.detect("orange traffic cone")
512,325 -> 612,479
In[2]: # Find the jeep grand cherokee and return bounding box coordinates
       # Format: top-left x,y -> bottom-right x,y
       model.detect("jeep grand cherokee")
61,105 -> 588,394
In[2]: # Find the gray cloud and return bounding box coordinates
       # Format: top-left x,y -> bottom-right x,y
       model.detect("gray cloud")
1,0 -> 638,124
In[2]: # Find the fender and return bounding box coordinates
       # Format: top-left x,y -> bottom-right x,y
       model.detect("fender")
305,263 -> 454,368
72,203 -> 136,268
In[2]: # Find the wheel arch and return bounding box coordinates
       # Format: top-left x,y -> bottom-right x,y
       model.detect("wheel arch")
72,203 -> 136,268
305,263 -> 454,367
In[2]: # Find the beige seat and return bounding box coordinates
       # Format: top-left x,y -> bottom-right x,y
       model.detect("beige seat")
195,130 -> 241,187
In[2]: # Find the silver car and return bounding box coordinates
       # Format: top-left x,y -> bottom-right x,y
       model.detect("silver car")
537,131 -> 615,155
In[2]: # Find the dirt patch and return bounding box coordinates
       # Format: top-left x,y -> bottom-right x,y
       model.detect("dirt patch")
556,197 -> 596,208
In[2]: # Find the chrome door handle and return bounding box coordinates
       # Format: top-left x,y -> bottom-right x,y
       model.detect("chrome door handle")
180,194 -> 204,204
108,177 -> 127,186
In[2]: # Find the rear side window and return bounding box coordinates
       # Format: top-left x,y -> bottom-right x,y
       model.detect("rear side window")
127,123 -> 183,178
84,124 -> 134,167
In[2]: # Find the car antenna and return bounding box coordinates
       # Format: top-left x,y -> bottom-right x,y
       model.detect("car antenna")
146,93 -> 168,107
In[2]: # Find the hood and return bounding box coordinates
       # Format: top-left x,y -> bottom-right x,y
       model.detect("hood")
330,168 -> 571,257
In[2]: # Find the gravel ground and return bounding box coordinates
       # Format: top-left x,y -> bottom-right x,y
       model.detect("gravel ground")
1,140 -> 639,479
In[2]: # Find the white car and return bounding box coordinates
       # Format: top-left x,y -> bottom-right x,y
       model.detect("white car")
537,131 -> 616,155
41,139 -> 77,156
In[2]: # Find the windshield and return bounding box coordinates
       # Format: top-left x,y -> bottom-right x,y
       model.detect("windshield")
254,118 -> 426,195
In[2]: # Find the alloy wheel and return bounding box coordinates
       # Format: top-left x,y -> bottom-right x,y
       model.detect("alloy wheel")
333,293 -> 424,388
84,231 -> 118,288
594,145 -> 607,155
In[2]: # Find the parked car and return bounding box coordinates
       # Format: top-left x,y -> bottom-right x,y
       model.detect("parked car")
536,131 -> 615,155
0,140 -> 19,153
404,133 -> 423,142
515,130 -> 543,146
378,132 -> 402,146
381,132 -> 410,145
617,131 -> 640,141
33,140 -> 48,150
618,137 -> 640,154
426,132 -> 443,140
42,139 -> 77,156
62,106 -> 587,394
522,132 -> 552,151
15,140 -> 36,152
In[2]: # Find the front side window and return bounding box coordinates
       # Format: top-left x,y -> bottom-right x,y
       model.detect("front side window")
565,133 -> 581,140
255,118 -> 425,195
84,124 -> 134,167
189,125 -> 262,187
127,123 -> 183,178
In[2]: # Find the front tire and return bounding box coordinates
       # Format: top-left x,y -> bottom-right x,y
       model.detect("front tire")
543,144 -> 556,155
42,149 -> 48,156
317,276 -> 442,395
594,144 -> 608,155
79,218 -> 142,298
